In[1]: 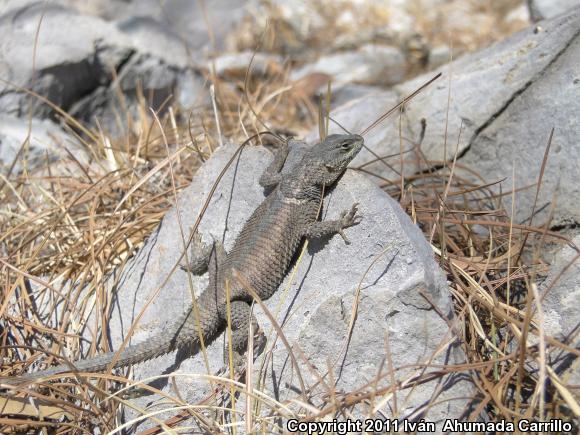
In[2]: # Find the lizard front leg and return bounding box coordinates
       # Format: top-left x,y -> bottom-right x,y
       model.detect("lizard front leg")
259,139 -> 289,188
304,203 -> 361,244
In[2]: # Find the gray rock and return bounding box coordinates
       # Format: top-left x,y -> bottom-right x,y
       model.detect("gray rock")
291,45 -> 407,87
460,29 -> 580,228
0,0 -> 251,59
0,0 -> 68,13
0,3 -> 132,118
0,115 -> 85,174
324,83 -> 385,108
529,0 -> 580,20
536,236 -> 579,395
102,141 -> 475,430
318,9 -> 580,228
68,53 -> 206,133
0,0 -> 113,15
428,45 -> 452,69
116,15 -> 195,69
0,3 -> 207,132
506,3 -> 531,25
104,0 -> 251,54
176,69 -> 209,109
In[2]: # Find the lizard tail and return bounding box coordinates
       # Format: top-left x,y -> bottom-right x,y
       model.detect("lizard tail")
17,331 -> 177,384
2,297 -> 221,386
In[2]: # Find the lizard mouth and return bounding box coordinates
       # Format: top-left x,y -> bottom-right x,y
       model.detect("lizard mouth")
344,136 -> 364,160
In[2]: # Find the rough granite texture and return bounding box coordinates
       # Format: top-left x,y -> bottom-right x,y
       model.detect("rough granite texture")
97,141 -> 476,431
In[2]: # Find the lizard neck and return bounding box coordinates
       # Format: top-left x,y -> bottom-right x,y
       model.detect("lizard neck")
278,156 -> 329,201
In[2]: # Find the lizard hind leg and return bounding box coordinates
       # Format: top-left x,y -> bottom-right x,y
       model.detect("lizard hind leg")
223,300 -> 264,371
259,138 -> 289,188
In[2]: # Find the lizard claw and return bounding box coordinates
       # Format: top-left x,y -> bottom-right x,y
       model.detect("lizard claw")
340,203 -> 360,228
338,229 -> 350,244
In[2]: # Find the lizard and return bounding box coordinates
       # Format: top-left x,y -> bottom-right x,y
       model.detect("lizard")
2,133 -> 364,386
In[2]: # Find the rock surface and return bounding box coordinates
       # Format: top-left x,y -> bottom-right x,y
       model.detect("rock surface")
0,3 -> 131,118
0,2 -> 207,132
212,51 -> 283,78
0,0 -> 252,52
105,0 -> 251,55
540,235 -> 580,343
318,8 -> 580,228
102,141 -> 475,430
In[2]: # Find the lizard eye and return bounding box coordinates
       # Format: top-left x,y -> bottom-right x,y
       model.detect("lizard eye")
340,142 -> 351,150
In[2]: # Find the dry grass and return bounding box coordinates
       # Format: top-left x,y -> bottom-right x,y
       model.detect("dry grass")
1,3 -> 578,433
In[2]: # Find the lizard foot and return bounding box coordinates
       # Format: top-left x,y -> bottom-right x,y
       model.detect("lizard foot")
263,134 -> 289,152
338,203 -> 361,244
221,327 -> 267,377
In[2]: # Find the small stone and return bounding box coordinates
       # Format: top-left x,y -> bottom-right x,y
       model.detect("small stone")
211,51 -> 283,78
428,44 -> 452,69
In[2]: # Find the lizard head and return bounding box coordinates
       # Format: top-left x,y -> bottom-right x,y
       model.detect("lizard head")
306,133 -> 364,186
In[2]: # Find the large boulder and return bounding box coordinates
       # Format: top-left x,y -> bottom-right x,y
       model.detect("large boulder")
318,8 -> 580,228
98,141 -> 476,430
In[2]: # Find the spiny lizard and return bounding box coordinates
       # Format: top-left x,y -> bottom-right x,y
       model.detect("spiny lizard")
3,134 -> 363,385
